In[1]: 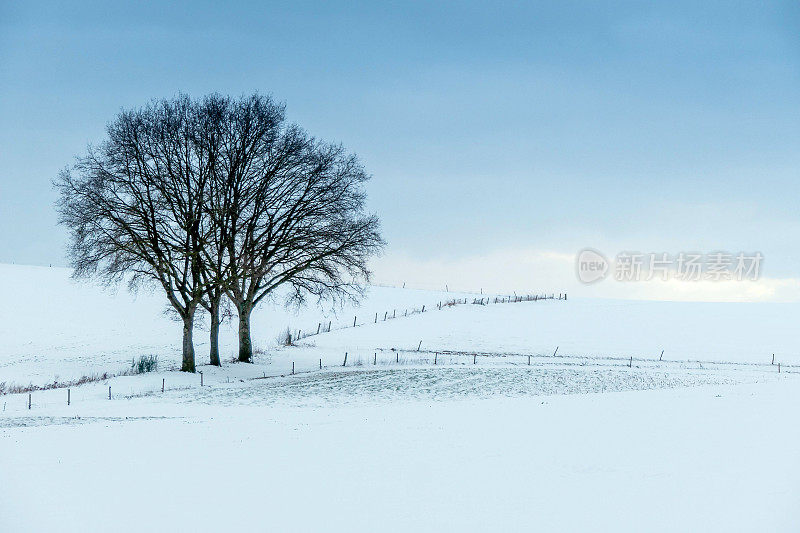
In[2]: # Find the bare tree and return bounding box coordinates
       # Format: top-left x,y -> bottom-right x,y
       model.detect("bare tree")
55,95 -> 220,372
56,92 -> 383,369
207,95 -> 385,362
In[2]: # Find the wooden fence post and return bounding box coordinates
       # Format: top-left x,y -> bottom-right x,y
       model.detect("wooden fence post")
108,386 -> 112,400
162,378 -> 165,393
434,352 -> 438,365
68,388 -> 70,406
375,313 -> 378,323
660,350 -> 664,361
319,358 -> 322,369
353,316 -> 357,327
343,352 -> 348,367
553,346 -> 559,357
374,352 -> 377,365
28,393 -> 31,409
317,323 -> 321,334
629,356 -> 632,368
417,340 -> 422,351
473,354 -> 477,364
292,362 -> 295,375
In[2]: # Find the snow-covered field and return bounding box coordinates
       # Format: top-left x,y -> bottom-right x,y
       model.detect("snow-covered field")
1,263 -> 799,531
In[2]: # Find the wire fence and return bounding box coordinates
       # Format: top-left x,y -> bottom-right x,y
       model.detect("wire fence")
5,341 -> 793,414
7,291 -> 795,412
291,292 -> 566,343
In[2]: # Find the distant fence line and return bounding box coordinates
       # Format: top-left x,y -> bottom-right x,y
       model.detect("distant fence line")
291,292 -> 566,343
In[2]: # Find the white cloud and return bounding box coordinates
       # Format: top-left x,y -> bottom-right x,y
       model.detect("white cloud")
371,248 -> 800,302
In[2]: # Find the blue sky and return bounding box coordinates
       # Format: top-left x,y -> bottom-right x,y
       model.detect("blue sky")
1,1 -> 798,298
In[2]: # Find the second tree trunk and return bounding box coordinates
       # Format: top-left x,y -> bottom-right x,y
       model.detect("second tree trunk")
209,297 -> 221,366
181,310 -> 196,372
238,304 -> 253,363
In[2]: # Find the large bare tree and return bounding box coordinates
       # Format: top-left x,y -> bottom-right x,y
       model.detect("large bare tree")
55,95 -> 220,372
56,93 -> 383,370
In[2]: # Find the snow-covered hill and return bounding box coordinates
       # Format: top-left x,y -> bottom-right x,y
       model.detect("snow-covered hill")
2,262 -> 798,389
1,263 -> 799,532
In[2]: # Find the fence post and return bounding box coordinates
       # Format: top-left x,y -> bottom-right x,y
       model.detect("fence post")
417,340 -> 422,351
317,323 -> 321,334
343,352 -> 348,367
375,312 -> 378,323
660,350 -> 664,361
200,372 -> 203,386
108,386 -> 111,400
772,353 -> 775,365
384,311 -> 388,321
353,316 -> 357,327
629,357 -> 632,368
528,355 -> 531,365
319,358 -> 322,369
473,354 -> 477,364
292,362 -> 295,375
28,393 -> 31,410
553,346 -> 559,357
374,352 -> 377,365
396,352 -> 399,363
422,305 -> 425,312
162,378 -> 165,393
328,320 -> 332,332
68,388 -> 70,406
778,362 -> 781,373
434,352 -> 438,365
393,309 -> 396,318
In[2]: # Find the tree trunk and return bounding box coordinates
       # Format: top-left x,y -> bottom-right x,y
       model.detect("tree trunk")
209,297 -> 221,367
182,309 -> 196,372
238,303 -> 254,363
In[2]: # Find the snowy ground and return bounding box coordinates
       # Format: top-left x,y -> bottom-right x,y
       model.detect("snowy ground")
3,379 -> 798,532
1,264 -> 799,531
